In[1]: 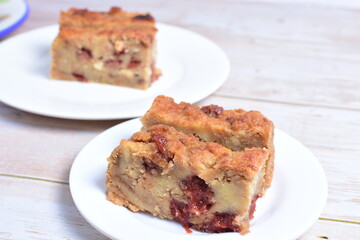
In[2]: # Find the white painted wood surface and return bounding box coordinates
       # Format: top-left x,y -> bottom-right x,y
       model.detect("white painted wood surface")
1,0 -> 359,239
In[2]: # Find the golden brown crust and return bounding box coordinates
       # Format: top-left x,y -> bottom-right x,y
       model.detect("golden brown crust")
60,7 -> 155,26
59,7 -> 156,46
142,96 -> 273,140
141,96 -> 275,188
130,125 -> 269,181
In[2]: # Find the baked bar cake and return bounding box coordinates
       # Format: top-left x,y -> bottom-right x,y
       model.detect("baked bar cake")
106,125 -> 270,234
51,7 -> 161,89
141,95 -> 274,188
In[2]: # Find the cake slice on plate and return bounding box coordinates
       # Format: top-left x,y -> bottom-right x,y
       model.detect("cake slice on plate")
106,125 -> 269,234
51,7 -> 161,89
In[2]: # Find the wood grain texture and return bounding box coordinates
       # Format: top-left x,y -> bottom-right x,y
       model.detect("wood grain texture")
1,176 -> 359,240
0,176 -> 109,240
0,102 -> 123,182
299,219 -> 360,240
1,0 -> 359,239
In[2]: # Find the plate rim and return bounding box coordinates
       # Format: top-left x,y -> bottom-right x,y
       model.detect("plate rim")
0,0 -> 29,38
69,118 -> 328,240
0,23 -> 230,120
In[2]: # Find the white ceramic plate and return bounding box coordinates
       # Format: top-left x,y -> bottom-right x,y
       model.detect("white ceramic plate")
0,23 -> 229,120
0,0 -> 29,38
69,119 -> 328,240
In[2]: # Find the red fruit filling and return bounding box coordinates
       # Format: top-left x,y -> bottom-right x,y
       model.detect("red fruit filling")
143,160 -> 161,173
76,47 -> 92,60
72,72 -> 87,82
181,176 -> 214,216
169,199 -> 192,233
128,59 -> 141,68
200,212 -> 239,233
151,134 -> 169,159
105,59 -> 123,68
201,105 -> 224,118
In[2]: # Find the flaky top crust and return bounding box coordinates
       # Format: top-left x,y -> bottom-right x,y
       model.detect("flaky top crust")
127,125 -> 269,181
141,96 -> 274,145
58,7 -> 157,46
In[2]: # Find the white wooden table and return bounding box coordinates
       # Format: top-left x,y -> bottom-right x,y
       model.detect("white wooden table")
1,0 -> 359,239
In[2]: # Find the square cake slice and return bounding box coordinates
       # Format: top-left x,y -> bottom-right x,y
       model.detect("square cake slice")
141,95 -> 274,188
51,7 -> 161,89
106,125 -> 269,234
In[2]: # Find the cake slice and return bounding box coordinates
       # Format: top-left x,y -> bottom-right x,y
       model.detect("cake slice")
141,95 -> 274,188
51,7 -> 161,89
106,125 -> 269,234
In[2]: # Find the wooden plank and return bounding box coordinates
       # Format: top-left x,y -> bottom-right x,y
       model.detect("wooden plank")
0,102 -> 122,182
189,1 -> 360,110
0,176 -> 109,240
0,176 -> 359,240
299,219 -> 360,240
